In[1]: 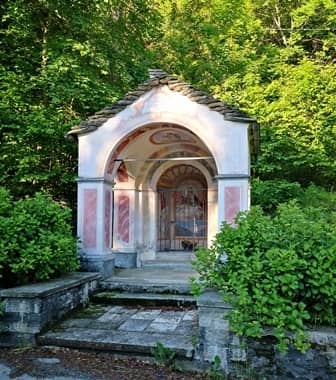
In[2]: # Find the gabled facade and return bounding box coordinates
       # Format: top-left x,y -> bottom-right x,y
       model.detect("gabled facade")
69,69 -> 258,277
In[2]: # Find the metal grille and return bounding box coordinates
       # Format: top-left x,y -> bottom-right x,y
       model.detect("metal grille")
158,188 -> 207,251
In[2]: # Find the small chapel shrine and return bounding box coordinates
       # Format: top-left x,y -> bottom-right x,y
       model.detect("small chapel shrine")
68,69 -> 258,276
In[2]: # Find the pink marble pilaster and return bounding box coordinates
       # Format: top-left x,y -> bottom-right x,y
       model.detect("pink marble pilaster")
83,189 -> 97,248
225,186 -> 241,224
118,195 -> 130,243
104,190 -> 111,248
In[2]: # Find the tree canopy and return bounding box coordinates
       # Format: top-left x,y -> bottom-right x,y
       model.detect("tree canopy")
0,0 -> 335,207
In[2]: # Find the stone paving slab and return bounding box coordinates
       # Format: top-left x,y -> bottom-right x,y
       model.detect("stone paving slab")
39,305 -> 198,359
119,318 -> 152,332
130,309 -> 162,320
97,308 -> 136,322
174,321 -> 195,336
146,322 -> 178,333
154,310 -> 185,324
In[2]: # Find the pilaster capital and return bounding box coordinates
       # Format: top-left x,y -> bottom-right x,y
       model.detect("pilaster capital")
215,174 -> 250,180
77,177 -> 115,186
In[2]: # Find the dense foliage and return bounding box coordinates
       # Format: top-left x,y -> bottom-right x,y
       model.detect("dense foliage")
192,201 -> 336,351
1,0 -> 335,203
0,0 -> 159,203
155,0 -> 336,187
251,179 -> 304,213
252,179 -> 336,214
0,187 -> 79,287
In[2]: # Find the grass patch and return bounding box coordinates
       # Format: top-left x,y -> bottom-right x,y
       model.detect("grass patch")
93,291 -> 120,299
74,304 -> 106,318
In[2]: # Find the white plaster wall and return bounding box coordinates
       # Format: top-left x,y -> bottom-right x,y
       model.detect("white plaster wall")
77,86 -> 250,178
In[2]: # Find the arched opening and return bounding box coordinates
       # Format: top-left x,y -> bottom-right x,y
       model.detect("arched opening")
103,122 -> 217,264
157,164 -> 208,252
104,122 -> 217,182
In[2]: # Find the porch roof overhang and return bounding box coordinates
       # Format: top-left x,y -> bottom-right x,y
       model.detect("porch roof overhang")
67,69 -> 259,159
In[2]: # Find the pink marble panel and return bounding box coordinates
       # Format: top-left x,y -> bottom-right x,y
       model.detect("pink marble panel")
118,195 -> 130,243
225,186 -> 241,224
104,190 -> 111,248
83,189 -> 97,248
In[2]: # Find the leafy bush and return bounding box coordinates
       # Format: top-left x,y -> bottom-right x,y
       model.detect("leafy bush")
298,184 -> 336,212
192,202 -> 336,351
251,179 -> 303,213
0,187 -> 79,287
151,341 -> 177,369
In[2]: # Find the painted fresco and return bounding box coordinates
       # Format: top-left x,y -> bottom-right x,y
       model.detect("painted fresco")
150,129 -> 195,145
174,189 -> 206,237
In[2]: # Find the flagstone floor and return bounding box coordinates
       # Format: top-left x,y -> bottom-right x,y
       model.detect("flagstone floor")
39,303 -> 198,358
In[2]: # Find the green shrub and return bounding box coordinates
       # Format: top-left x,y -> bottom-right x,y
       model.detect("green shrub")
192,202 -> 336,351
251,179 -> 303,214
298,184 -> 336,211
0,187 -> 79,287
151,341 -> 177,369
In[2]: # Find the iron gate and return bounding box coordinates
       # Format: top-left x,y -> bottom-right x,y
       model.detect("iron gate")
158,188 -> 207,251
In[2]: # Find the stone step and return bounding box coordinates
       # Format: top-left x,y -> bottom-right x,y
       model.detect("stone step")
101,267 -> 198,295
156,252 -> 195,261
92,291 -> 196,307
38,328 -> 194,359
141,260 -> 193,270
100,279 -> 193,294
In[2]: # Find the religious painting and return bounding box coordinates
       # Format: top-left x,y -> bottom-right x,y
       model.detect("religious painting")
150,129 -> 195,145
174,188 -> 206,237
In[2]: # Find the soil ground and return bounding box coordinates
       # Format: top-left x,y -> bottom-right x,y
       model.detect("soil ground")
0,346 -> 211,380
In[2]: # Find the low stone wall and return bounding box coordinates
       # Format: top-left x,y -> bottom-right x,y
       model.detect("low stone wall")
196,291 -> 336,379
0,272 -> 101,347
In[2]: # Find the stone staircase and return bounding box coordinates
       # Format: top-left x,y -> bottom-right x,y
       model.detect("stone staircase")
100,251 -> 197,294
38,255 -> 198,361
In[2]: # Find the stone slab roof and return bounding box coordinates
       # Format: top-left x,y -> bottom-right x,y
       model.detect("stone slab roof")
68,69 -> 257,138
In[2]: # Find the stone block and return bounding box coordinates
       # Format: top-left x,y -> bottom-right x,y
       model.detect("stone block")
310,330 -> 336,346
0,272 -> 101,347
4,298 -> 42,314
197,291 -> 232,310
0,332 -> 36,347
81,255 -> 115,278
114,251 -> 137,268
199,311 -> 229,330
203,343 -> 229,371
324,347 -> 336,369
230,336 -> 247,363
